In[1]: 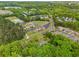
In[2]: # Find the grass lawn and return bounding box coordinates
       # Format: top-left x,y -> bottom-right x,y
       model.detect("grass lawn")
27,31 -> 46,42
32,21 -> 49,27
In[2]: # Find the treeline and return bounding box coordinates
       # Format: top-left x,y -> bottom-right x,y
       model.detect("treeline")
0,32 -> 79,56
0,16 -> 25,45
54,18 -> 79,32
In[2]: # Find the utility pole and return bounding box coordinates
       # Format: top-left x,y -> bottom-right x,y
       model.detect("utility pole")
48,3 -> 55,32
49,15 -> 55,32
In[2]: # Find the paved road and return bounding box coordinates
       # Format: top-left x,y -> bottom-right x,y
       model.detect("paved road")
20,15 -> 79,42
54,27 -> 79,42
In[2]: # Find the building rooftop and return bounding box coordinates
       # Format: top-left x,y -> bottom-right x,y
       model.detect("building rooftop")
0,10 -> 13,15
